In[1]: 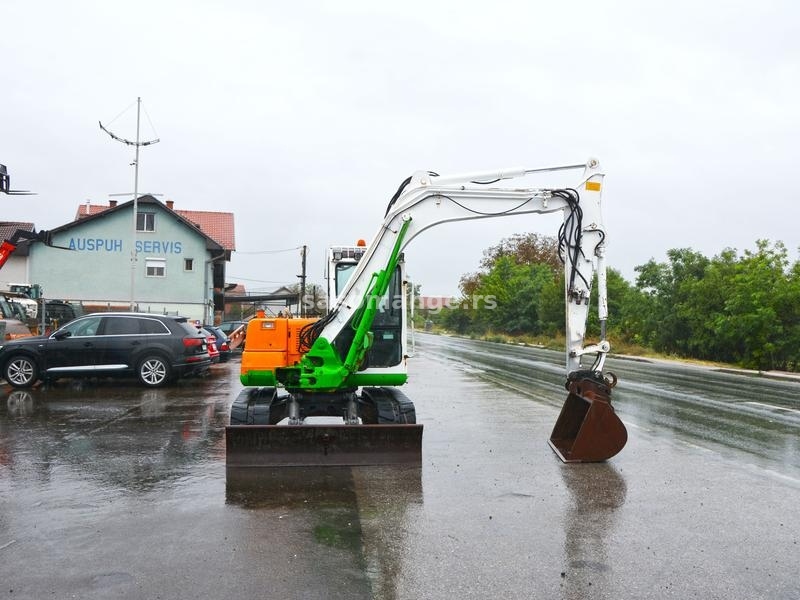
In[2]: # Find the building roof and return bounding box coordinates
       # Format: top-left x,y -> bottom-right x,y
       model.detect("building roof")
175,209 -> 235,251
0,222 -> 35,256
225,283 -> 247,296
75,198 -> 235,251
0,221 -> 35,241
75,204 -> 107,219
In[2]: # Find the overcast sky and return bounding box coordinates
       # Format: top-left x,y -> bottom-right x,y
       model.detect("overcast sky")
2,0 -> 798,297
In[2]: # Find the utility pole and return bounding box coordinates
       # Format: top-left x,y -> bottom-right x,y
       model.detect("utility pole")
100,98 -> 160,310
298,245 -> 307,317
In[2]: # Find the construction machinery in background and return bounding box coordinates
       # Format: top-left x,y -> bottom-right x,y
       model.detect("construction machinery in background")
226,158 -> 627,468
0,164 -> 35,196
2,172 -> 77,332
0,229 -> 62,272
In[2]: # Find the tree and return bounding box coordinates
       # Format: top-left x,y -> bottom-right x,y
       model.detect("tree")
707,241 -> 789,369
450,233 -> 561,336
632,241 -> 800,370
478,232 -> 560,273
287,282 -> 328,317
448,230 -> 800,372
634,248 -> 710,354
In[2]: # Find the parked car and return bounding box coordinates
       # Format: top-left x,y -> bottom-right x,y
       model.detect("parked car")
203,325 -> 232,362
0,312 -> 211,388
198,326 -> 220,363
219,320 -> 246,333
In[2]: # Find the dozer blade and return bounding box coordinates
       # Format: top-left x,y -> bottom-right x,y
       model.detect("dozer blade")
226,424 -> 423,468
549,371 -> 627,463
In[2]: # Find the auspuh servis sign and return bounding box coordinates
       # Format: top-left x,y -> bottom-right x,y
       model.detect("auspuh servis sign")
67,237 -> 184,254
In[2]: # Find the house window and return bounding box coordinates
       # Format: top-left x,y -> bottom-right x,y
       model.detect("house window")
184,258 -> 194,272
137,212 -> 155,232
145,258 -> 166,277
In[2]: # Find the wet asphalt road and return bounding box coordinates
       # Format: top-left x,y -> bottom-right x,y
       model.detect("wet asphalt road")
1,335 -> 799,599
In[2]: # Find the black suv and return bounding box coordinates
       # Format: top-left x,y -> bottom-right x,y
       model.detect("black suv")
0,312 -> 211,388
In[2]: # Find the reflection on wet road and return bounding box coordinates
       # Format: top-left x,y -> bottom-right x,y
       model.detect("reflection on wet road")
226,466 -> 423,600
1,337 -> 799,599
1,371 -> 231,491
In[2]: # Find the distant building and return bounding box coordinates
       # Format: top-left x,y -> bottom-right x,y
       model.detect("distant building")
223,285 -> 300,319
27,195 -> 235,323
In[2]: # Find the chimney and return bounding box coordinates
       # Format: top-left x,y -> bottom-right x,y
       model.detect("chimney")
109,200 -> 117,208
166,200 -> 174,210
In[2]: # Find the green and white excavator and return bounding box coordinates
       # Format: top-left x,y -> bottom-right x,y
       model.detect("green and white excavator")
226,158 -> 627,467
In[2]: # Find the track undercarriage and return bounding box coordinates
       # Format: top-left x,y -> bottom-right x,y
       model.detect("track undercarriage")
226,387 -> 423,467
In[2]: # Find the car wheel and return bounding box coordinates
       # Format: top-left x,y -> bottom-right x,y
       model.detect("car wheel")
137,355 -> 172,387
4,355 -> 39,389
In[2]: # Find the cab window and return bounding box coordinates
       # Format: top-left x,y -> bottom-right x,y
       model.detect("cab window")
332,266 -> 403,368
335,263 -> 357,297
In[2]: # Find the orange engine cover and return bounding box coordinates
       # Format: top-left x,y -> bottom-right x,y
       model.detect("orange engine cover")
241,317 -> 319,374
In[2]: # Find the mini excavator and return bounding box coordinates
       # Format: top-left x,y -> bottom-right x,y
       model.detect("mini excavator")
226,158 -> 627,467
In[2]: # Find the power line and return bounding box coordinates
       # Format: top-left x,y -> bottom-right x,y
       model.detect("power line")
103,101 -> 137,127
228,275 -> 297,284
236,246 -> 302,255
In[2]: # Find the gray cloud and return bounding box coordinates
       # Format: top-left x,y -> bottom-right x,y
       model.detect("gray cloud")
3,0 -> 798,296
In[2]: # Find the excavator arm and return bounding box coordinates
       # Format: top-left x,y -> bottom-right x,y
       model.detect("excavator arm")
289,159 -> 610,390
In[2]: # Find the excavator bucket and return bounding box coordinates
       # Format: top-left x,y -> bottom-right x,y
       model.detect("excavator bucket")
226,424 -> 423,468
549,372 -> 627,463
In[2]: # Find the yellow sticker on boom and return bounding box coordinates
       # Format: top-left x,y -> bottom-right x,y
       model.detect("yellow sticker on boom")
585,181 -> 602,192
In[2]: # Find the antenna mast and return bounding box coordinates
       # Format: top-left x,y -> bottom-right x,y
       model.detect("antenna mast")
99,97 -> 160,310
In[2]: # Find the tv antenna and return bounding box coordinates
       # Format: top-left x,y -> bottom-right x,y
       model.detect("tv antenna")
99,97 -> 160,310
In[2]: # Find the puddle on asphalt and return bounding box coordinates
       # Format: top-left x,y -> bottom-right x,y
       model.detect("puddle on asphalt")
224,466 -> 422,509
225,465 -> 423,597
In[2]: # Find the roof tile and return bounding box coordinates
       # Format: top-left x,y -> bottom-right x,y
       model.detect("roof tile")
0,221 -> 35,241
176,210 -> 235,250
74,202 -> 235,250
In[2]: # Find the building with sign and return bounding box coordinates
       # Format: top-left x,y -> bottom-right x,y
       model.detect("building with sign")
27,195 -> 235,323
